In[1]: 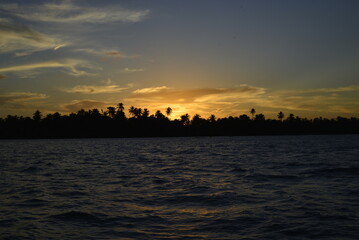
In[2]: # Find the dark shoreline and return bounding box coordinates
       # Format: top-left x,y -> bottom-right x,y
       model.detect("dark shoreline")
2,107 -> 358,139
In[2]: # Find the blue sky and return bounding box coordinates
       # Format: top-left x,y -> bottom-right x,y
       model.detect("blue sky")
0,0 -> 358,118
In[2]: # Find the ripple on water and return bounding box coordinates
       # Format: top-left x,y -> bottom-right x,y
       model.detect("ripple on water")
0,135 -> 359,239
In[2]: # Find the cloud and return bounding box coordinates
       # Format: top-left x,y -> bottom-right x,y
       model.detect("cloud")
105,51 -> 123,57
63,85 -> 127,94
130,85 -> 266,103
0,74 -> 5,79
278,85 -> 359,95
125,84 -> 359,118
1,1 -> 149,24
125,85 -> 266,118
76,49 -> 136,59
0,92 -> 48,106
133,86 -> 169,94
315,85 -> 359,93
122,67 -> 145,73
248,87 -> 359,115
0,21 -> 67,55
0,59 -> 96,76
62,99 -> 109,112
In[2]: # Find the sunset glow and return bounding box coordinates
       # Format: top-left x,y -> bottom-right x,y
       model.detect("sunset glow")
1,0 -> 358,119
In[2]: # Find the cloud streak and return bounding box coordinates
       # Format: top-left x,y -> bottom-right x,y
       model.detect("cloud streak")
125,85 -> 359,118
0,92 -> 48,105
1,1 -> 149,24
0,59 -> 96,76
75,49 -> 136,59
0,21 -> 66,55
125,85 -> 266,118
63,85 -> 127,94
122,67 -> 145,73
130,85 -> 266,103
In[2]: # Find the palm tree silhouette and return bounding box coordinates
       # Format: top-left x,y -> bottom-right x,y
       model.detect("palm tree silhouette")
278,111 -> 284,121
128,106 -> 135,117
166,107 -> 172,117
33,110 -> 42,122
180,113 -> 190,125
117,103 -> 124,112
155,110 -> 165,119
107,106 -> 116,118
142,108 -> 150,118
250,108 -> 256,120
209,114 -> 216,123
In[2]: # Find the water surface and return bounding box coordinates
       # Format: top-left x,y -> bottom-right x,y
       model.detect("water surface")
1,135 -> 359,239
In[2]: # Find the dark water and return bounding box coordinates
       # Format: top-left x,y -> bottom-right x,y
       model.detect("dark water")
1,135 -> 359,239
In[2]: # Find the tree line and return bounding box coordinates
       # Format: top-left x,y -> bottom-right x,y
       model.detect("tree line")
0,103 -> 358,138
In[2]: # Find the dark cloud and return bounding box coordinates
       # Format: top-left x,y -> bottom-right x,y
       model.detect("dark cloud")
0,92 -> 47,105
0,74 -> 5,79
105,51 -> 122,57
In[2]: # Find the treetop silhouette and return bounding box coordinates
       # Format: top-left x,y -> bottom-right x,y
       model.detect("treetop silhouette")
0,103 -> 358,138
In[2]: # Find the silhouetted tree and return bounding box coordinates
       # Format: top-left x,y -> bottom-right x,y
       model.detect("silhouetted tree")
142,108 -> 150,118
128,106 -> 136,117
166,107 -> 172,117
115,103 -> 126,120
287,113 -> 295,121
90,109 -> 101,119
191,114 -> 202,125
278,111 -> 284,121
107,106 -> 116,118
155,110 -> 165,119
134,108 -> 142,118
117,103 -> 124,112
33,110 -> 42,122
53,112 -> 61,119
1,105 -> 358,139
209,114 -> 216,123
239,114 -> 250,121
180,113 -> 190,125
250,108 -> 256,119
255,113 -> 265,121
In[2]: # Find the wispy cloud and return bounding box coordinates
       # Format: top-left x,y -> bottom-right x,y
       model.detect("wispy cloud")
63,85 -> 127,94
105,51 -> 123,57
249,87 -> 359,115
278,85 -> 359,95
125,85 -> 359,118
122,67 -> 145,73
133,86 -> 169,94
126,85 -> 266,118
312,85 -> 359,93
131,85 -> 265,103
75,48 -> 136,59
0,59 -> 96,76
0,20 -> 66,55
0,92 -> 48,106
1,1 -> 149,24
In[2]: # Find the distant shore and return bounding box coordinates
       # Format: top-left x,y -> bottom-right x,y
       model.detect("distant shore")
1,105 -> 358,139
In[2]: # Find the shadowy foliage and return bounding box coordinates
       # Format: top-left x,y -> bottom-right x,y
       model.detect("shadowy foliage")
0,104 -> 358,138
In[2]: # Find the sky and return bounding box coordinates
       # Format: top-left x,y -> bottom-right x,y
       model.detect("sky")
0,0 -> 358,119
